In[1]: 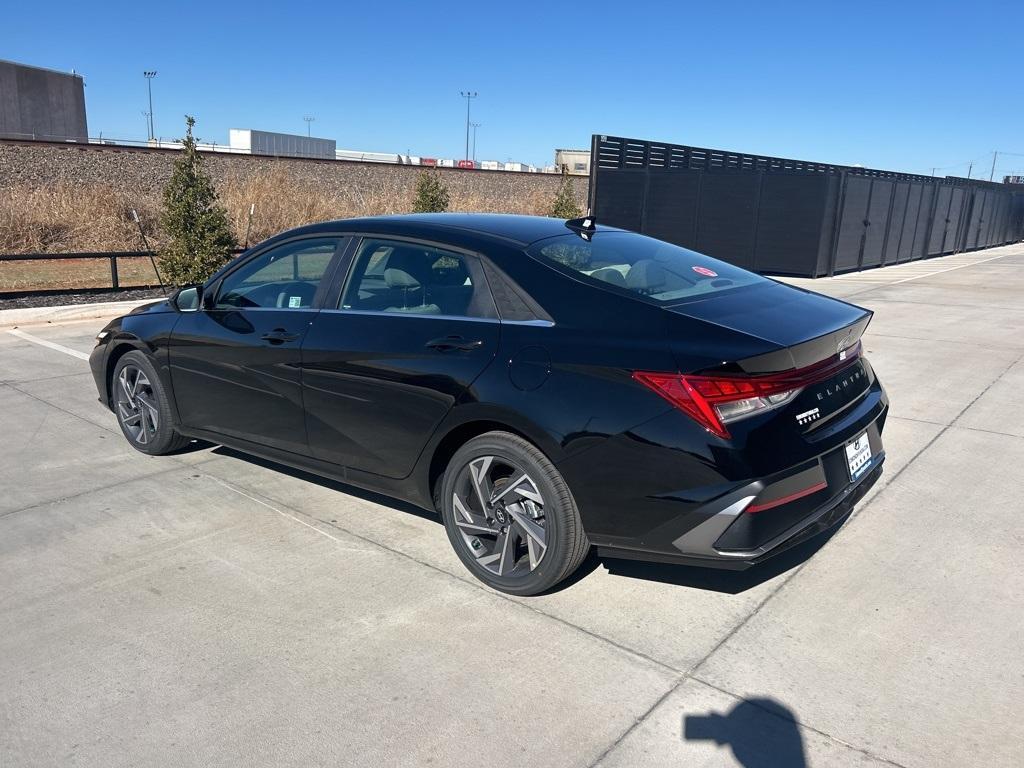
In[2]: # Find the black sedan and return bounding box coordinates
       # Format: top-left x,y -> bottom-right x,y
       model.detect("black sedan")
91,214 -> 887,595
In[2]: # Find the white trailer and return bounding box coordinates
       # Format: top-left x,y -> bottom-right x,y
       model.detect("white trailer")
229,129 -> 336,159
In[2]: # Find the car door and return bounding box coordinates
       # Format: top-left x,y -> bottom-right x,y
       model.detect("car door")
302,236 -> 500,478
168,236 -> 346,454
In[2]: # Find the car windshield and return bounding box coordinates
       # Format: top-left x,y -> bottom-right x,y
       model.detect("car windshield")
528,231 -> 767,304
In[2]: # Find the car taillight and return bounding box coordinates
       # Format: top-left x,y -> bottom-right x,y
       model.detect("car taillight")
634,341 -> 861,439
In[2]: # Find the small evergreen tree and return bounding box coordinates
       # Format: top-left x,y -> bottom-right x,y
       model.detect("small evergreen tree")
412,170 -> 450,213
158,116 -> 237,285
549,168 -> 582,219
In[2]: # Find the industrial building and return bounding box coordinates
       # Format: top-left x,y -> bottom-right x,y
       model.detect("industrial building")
0,59 -> 88,141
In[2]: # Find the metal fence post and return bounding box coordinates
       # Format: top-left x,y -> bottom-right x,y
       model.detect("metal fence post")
109,255 -> 119,290
587,134 -> 600,215
826,171 -> 848,277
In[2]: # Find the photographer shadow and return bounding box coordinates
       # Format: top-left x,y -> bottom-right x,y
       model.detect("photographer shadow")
684,698 -> 806,767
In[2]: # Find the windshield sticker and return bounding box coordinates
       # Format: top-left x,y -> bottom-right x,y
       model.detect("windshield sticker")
288,296 -> 302,308
692,266 -> 718,277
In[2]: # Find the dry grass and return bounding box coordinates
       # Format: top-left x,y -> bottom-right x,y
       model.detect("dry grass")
0,169 -> 567,291
219,167 -> 557,245
0,182 -> 162,254
449,184 -> 552,215
0,169 -> 562,255
218,167 -> 413,246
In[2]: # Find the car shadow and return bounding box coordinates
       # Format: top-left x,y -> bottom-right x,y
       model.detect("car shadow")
206,445 -> 838,596
209,446 -> 441,524
169,437 -> 217,455
684,697 -> 807,767
591,523 -> 842,595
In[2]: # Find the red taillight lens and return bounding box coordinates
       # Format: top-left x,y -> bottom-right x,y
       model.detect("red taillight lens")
634,341 -> 862,439
631,372 -> 731,438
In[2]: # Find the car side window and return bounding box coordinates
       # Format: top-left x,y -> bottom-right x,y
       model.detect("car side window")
340,239 -> 497,319
215,238 -> 341,310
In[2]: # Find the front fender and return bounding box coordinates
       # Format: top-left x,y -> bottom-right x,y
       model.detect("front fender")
92,309 -> 182,421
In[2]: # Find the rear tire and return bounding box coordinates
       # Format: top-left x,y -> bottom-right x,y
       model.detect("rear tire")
111,350 -> 190,456
440,431 -> 590,595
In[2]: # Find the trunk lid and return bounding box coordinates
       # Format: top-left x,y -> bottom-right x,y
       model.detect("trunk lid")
663,280 -> 874,430
665,280 -> 871,373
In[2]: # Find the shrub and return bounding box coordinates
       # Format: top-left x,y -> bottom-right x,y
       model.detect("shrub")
158,116 -> 237,285
549,169 -> 582,219
412,170 -> 450,213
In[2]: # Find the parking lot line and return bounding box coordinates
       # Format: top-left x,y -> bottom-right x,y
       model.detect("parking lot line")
886,250 -> 1016,285
7,328 -> 90,361
209,475 -> 368,547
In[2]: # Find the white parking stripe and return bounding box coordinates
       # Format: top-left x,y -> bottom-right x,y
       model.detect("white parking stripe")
887,251 -> 1017,285
820,249 -> 1017,287
7,328 -> 91,361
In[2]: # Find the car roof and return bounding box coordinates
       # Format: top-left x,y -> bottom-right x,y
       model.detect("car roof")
286,213 -> 621,247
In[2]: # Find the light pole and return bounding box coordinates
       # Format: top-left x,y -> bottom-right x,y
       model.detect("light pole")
143,71 -> 157,141
460,91 -> 477,162
303,116 -> 315,137
142,111 -> 151,143
470,122 -> 481,163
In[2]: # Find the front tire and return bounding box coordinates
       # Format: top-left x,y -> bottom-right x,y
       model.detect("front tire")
111,350 -> 189,456
440,431 -> 590,595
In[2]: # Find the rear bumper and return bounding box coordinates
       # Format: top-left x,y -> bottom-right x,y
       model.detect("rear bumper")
597,457 -> 882,570
588,395 -> 887,570
745,461 -> 881,565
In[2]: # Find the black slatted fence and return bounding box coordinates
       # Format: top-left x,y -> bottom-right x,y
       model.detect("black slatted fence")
589,135 -> 1024,277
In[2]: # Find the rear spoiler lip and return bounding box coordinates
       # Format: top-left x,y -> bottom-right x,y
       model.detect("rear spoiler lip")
733,311 -> 873,374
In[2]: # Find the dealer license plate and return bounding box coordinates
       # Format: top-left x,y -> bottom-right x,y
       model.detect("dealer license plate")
845,432 -> 872,481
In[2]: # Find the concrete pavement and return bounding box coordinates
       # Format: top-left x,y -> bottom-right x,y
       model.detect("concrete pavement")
1,244 -> 1022,767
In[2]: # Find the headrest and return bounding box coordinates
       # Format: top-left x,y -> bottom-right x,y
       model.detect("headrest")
384,248 -> 429,289
591,267 -> 627,287
626,260 -> 665,290
385,266 -> 420,288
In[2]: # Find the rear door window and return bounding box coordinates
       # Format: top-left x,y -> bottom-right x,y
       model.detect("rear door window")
340,239 -> 497,319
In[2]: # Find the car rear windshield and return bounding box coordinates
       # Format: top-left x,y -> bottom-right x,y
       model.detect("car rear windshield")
527,231 -> 768,304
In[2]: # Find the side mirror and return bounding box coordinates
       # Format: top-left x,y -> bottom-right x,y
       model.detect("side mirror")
172,285 -> 202,312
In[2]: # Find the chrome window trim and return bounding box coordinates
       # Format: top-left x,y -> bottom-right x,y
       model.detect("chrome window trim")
317,308 -> 553,327
207,306 -> 321,314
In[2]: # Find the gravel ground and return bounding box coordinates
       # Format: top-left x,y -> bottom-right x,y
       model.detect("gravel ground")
0,287 -> 168,310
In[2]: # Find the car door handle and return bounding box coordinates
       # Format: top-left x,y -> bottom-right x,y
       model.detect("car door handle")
261,329 -> 301,344
425,335 -> 484,352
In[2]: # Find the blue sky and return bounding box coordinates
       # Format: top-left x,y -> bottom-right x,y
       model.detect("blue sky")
4,0 -> 1023,176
